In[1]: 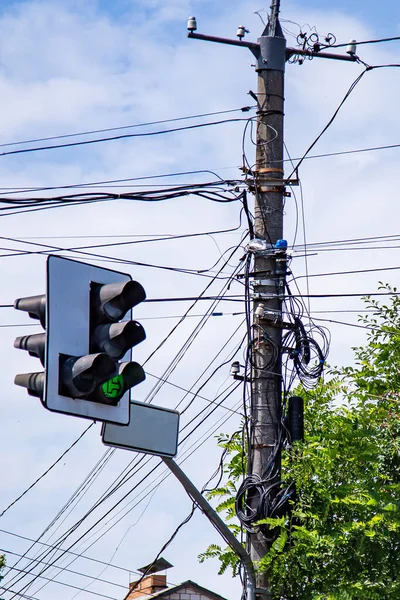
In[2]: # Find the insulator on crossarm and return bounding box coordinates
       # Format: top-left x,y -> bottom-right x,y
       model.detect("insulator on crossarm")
187,16 -> 197,32
346,39 -> 357,56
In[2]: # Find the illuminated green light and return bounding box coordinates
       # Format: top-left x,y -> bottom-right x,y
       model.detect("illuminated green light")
102,374 -> 124,399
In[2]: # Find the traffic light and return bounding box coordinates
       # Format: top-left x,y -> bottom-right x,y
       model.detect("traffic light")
13,256 -> 147,425
58,279 -> 147,405
14,294 -> 47,400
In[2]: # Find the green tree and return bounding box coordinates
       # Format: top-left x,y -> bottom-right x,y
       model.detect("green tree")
0,553 -> 5,599
200,288 -> 400,599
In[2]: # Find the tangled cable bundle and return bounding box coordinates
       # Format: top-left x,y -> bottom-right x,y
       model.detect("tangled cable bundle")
282,317 -> 329,389
235,474 -> 294,540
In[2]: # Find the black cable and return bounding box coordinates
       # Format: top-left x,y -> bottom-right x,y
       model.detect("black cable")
287,63 -> 400,178
0,118 -> 248,158
7,381 -> 242,599
287,67 -> 369,179
129,506 -> 196,594
6,236 -> 248,596
292,264 -> 400,281
0,548 -> 127,591
0,180 -> 239,206
3,450 -> 116,588
0,106 -> 255,149
143,238 -> 247,367
0,225 -> 246,281
0,529 -> 139,576
309,316 -> 386,333
281,141 -> 400,163
27,391 -> 244,599
59,393 -> 245,596
295,232 -> 400,249
0,168 -> 231,195
4,251 -> 245,576
0,312 -> 245,328
0,423 -> 94,518
6,223 -> 243,249
285,291 -> 400,298
0,566 -> 120,600
331,35 -> 400,49
5,271 -> 246,595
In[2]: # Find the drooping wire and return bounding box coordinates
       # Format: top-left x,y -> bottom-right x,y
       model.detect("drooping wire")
0,106 -> 255,149
0,118 -> 249,158
5,248 -> 250,596
0,422 -> 94,518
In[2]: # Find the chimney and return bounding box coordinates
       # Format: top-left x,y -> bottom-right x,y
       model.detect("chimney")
127,574 -> 168,599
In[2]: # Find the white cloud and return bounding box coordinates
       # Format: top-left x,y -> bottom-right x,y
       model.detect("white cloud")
0,2 -> 399,599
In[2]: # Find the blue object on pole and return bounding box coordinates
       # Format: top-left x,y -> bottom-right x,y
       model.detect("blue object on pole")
275,239 -> 288,250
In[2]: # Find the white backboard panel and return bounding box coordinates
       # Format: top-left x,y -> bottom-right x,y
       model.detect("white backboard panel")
102,401 -> 179,457
45,255 -> 132,424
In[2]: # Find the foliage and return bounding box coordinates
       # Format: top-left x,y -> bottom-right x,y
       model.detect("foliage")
0,553 -> 5,600
199,288 -> 400,599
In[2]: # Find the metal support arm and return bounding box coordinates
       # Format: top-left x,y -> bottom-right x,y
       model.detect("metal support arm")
188,32 -> 358,65
162,457 -> 256,600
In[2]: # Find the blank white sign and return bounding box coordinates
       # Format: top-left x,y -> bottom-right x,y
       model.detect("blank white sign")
101,401 -> 179,457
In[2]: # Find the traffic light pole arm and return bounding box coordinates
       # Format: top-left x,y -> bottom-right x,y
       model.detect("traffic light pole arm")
162,457 -> 256,600
188,32 -> 358,63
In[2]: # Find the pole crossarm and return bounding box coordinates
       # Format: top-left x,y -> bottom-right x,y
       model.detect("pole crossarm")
287,47 -> 358,62
188,33 -> 358,65
188,32 -> 259,53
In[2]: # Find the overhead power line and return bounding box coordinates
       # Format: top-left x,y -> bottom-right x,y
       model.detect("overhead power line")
3,254 -> 245,596
287,67 -> 369,178
286,291 -> 400,298
0,168 -> 229,195
0,106 -> 254,149
4,133 -> 400,196
282,141 -> 400,163
0,528 -> 137,575
0,118 -> 250,158
0,548 -> 127,591
292,264 -> 400,280
0,423 -> 94,518
0,565 -> 120,600
331,35 -> 400,49
287,62 -> 400,179
5,381 -> 242,599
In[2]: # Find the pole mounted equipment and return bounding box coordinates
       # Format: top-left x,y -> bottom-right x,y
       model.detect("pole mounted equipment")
13,255 -> 147,425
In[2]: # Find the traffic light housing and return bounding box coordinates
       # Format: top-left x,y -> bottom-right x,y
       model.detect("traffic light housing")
13,256 -> 147,424
13,294 -> 47,400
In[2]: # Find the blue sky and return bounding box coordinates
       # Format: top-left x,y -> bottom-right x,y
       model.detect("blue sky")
294,0 -> 398,34
0,1 -> 400,600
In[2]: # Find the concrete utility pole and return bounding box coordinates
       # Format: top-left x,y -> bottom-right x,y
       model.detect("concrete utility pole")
249,4 -> 286,596
188,5 -> 357,599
